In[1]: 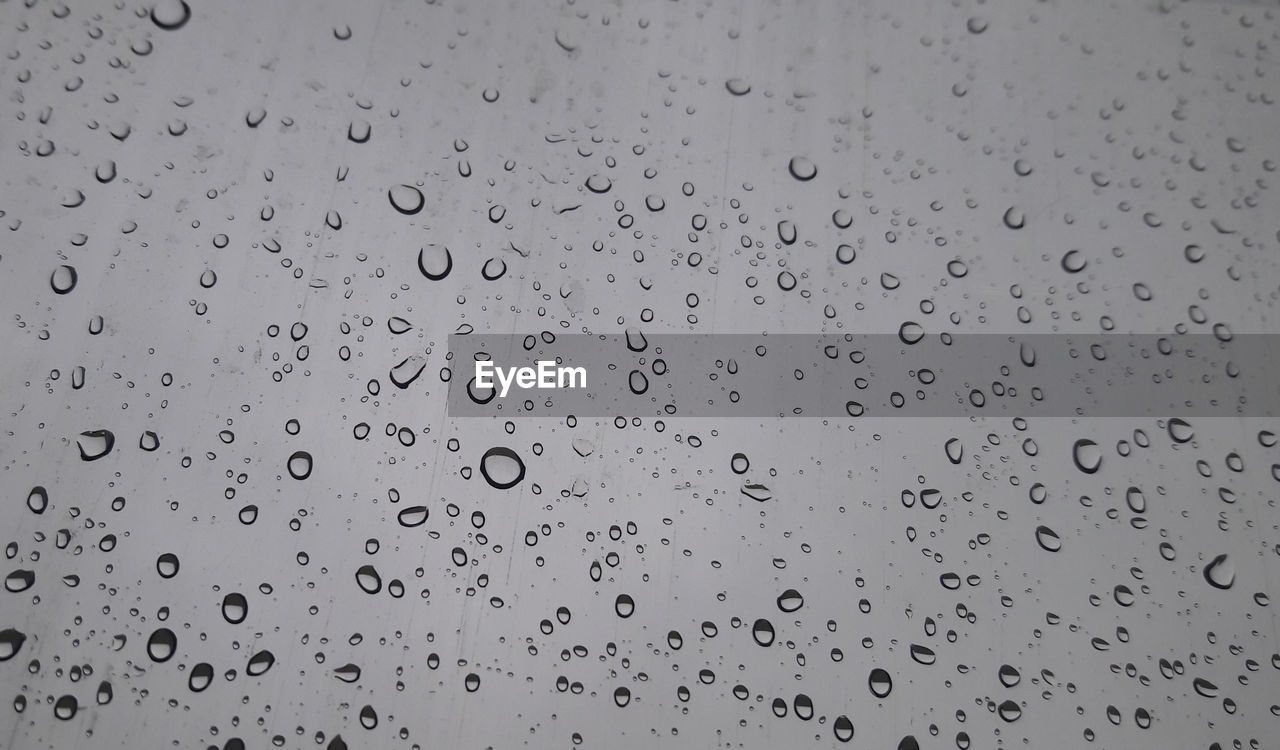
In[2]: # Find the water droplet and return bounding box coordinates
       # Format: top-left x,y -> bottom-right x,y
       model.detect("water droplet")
1034,526 -> 1062,552
1061,249 -> 1087,273
794,694 -> 814,720
246,650 -> 275,676
156,553 -> 180,579
151,0 -> 191,30
388,184 -> 425,215
222,593 -> 248,624
3,570 -> 34,593
585,174 -> 613,193
788,156 -> 817,181
869,668 -> 893,698
1204,554 -> 1235,590
833,715 -> 854,742
146,628 -> 177,662
480,447 -> 526,489
1072,439 -> 1102,474
997,700 -> 1021,722
998,664 -> 1021,687
287,450 -> 313,480
355,565 -> 382,594
188,662 -> 214,692
418,245 -> 453,280
77,429 -> 115,461
909,644 -> 936,665
50,265 -> 77,294
777,589 -> 803,612
628,370 -> 649,394
26,486 -> 48,514
898,322 -> 925,344
1192,677 -> 1218,698
481,257 -> 508,281
1168,418 -> 1194,443
0,629 -> 26,661
53,695 -> 77,720
1125,486 -> 1146,513
751,618 -> 775,646
397,506 -> 429,527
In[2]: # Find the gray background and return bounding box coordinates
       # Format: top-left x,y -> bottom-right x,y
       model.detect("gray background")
1,0 -> 1278,748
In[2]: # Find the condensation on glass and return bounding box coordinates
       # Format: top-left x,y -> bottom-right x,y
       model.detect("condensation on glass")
0,1 -> 1277,749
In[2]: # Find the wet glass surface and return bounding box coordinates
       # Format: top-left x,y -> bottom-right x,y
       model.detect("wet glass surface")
1,1 -> 1278,748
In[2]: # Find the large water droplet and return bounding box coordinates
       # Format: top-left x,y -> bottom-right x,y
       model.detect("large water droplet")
869,668 -> 892,698
944,438 -> 963,464
997,700 -> 1021,722
481,257 -> 507,281
417,245 -> 453,280
1034,526 -> 1062,552
222,593 -> 248,624
156,553 -> 180,579
788,156 -> 817,181
50,265 -> 77,294
777,589 -> 803,612
1061,249 -> 1087,273
998,664 -> 1021,687
26,486 -> 48,514
1192,677 -> 1218,698
1168,418 -> 1194,443
480,447 -> 526,489
909,644 -> 936,665
388,185 -> 424,215
151,0 -> 191,30
833,715 -> 854,742
287,450 -> 313,480
53,695 -> 77,720
751,618 -> 775,646
146,628 -> 177,662
246,650 -> 275,676
898,322 -> 925,344
585,174 -> 612,193
355,565 -> 382,594
1072,439 -> 1102,474
189,662 -> 214,692
5,570 -> 34,593
1125,486 -> 1146,513
77,429 -> 115,461
0,629 -> 26,661
397,506 -> 429,527
1203,554 -> 1235,590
